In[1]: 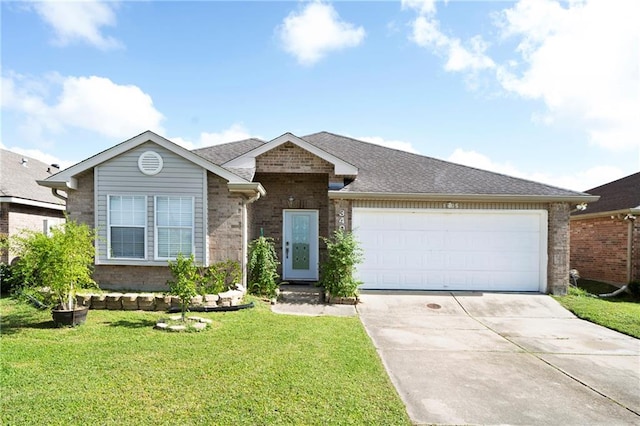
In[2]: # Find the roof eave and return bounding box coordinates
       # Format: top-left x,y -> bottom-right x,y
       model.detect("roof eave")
37,178 -> 78,191
227,182 -> 266,197
329,191 -> 600,204
571,207 -> 640,220
0,196 -> 65,211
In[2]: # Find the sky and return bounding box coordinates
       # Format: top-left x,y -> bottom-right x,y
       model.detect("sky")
1,0 -> 638,193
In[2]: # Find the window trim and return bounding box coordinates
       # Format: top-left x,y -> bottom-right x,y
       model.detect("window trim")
153,195 -> 195,261
107,194 -> 147,260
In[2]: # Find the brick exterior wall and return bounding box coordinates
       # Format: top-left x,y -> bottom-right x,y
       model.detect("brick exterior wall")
548,203 -> 571,295
66,169 -> 95,227
93,265 -> 172,291
0,203 -> 64,264
570,215 -> 638,285
207,172 -> 244,264
256,142 -> 335,176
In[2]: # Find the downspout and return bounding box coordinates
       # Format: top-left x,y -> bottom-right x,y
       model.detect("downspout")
627,216 -> 635,283
242,192 -> 262,288
51,188 -> 67,202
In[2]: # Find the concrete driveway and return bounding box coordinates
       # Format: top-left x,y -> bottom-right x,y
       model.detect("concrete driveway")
358,292 -> 640,425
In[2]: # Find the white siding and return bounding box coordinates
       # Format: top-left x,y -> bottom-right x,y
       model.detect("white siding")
95,142 -> 206,266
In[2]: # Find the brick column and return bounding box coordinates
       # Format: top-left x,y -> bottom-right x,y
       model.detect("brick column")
548,202 -> 570,295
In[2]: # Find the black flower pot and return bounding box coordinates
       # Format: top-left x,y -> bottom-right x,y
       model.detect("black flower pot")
52,305 -> 89,327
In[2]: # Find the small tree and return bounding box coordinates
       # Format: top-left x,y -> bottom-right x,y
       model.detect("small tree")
167,253 -> 199,321
320,229 -> 363,298
247,236 -> 279,298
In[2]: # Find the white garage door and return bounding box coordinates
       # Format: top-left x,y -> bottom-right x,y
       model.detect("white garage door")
353,208 -> 547,292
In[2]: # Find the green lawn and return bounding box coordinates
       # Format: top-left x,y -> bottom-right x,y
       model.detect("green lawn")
0,297 -> 410,425
554,280 -> 640,339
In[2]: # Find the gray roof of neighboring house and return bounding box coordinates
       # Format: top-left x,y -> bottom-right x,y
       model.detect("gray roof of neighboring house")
0,149 -> 65,207
572,171 -> 640,216
195,131 -> 592,199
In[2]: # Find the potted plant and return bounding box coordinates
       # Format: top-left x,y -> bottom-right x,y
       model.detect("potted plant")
9,219 -> 98,326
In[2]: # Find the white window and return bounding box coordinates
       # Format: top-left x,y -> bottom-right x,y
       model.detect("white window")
108,195 -> 146,259
155,196 -> 194,259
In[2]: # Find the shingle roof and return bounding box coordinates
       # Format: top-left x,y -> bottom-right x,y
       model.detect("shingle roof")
572,171 -> 640,215
0,149 -> 65,206
196,131 -> 591,199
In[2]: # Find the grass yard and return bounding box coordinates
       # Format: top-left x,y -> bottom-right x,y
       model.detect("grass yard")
554,280 -> 640,339
0,296 -> 410,425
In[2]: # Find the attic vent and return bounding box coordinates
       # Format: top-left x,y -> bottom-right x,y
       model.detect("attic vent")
138,151 -> 163,175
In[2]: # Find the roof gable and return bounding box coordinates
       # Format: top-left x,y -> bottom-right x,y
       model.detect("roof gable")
39,131 -> 250,190
222,132 -> 358,176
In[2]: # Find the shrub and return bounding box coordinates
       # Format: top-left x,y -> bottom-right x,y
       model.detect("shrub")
0,262 -> 13,295
198,260 -> 241,295
320,229 -> 363,298
247,236 -> 279,297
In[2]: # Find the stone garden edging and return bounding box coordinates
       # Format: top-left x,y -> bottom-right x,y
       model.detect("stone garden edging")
76,288 -> 246,312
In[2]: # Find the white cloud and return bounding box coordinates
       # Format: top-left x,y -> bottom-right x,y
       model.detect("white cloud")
357,136 -> 420,154
172,124 -> 257,150
2,72 -> 165,143
31,0 -> 122,50
407,3 -> 495,73
278,1 -> 365,66
495,0 -> 640,152
447,148 -> 625,192
406,0 -> 639,154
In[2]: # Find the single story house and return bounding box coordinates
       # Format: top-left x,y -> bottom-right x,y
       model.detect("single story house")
39,130 -> 597,294
1,149 -> 66,264
570,172 -> 639,285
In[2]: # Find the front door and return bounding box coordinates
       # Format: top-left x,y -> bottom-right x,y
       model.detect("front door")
283,210 -> 319,281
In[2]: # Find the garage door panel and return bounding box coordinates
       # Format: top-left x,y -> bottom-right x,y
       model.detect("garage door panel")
353,209 -> 546,292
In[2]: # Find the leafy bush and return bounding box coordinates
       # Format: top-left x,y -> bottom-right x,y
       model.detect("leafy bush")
8,220 -> 97,309
320,229 -> 363,298
0,262 -> 14,295
167,253 -> 199,321
247,236 -> 279,297
198,260 -> 241,295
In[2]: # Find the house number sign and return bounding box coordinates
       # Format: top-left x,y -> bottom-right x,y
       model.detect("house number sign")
337,209 -> 346,230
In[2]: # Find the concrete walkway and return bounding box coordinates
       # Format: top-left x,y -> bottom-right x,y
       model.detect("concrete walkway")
270,284 -> 357,317
358,291 -> 640,425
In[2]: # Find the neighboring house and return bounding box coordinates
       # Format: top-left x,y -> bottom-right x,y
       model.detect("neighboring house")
39,130 -> 597,294
0,149 -> 66,264
570,172 -> 640,286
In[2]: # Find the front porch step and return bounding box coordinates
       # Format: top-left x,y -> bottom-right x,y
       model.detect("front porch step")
278,284 -> 323,304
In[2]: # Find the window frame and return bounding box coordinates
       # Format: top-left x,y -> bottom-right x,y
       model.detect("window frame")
154,195 -> 195,261
107,195 -> 148,260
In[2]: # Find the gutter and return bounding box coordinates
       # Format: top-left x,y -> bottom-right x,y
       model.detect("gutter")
36,178 -> 78,191
329,191 -> 600,204
570,208 -> 640,221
